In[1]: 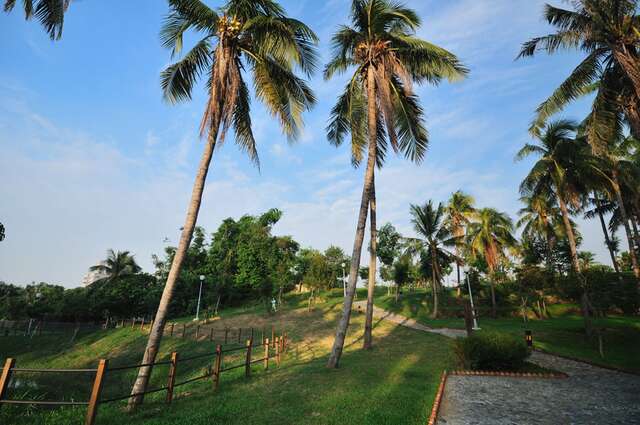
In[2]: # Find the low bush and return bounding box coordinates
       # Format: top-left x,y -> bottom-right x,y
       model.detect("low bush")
454,331 -> 529,371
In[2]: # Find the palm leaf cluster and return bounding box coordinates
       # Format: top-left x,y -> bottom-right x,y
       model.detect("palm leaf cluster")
325,0 -> 467,167
4,0 -> 69,40
160,0 -> 318,166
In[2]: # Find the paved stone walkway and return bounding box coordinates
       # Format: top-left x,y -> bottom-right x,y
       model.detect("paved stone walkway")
437,351 -> 640,424
352,301 -> 467,338
353,302 -> 640,424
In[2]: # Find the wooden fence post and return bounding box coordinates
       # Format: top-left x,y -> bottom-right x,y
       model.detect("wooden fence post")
0,358 -> 16,408
84,359 -> 108,425
245,338 -> 253,377
182,324 -> 186,338
195,325 -> 200,341
275,336 -> 280,366
213,344 -> 222,390
250,327 -> 254,341
224,328 -> 229,344
170,323 -> 175,337
209,328 -> 214,342
264,338 -> 269,370
238,328 -> 242,343
271,326 -> 275,348
261,327 -> 264,344
166,352 -> 178,404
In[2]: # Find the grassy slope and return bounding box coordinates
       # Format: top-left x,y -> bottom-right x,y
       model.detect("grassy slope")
376,289 -> 640,373
1,289 -> 454,425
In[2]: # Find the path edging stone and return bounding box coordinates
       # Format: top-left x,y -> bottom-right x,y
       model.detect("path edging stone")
427,370 -> 448,425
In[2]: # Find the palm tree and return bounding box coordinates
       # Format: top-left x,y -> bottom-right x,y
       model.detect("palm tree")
0,222 -> 5,241
406,201 -> 458,319
444,191 -> 475,292
324,0 -> 467,365
89,249 -> 141,284
517,194 -> 565,273
517,119 -> 595,333
466,208 -> 517,318
128,0 -> 317,408
3,0 -> 70,40
583,192 -> 621,273
518,0 -> 640,138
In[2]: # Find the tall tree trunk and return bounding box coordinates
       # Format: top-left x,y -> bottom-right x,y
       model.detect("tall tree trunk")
363,175 -> 377,350
327,66 -> 377,368
614,50 -> 640,101
557,192 -> 592,335
431,246 -> 439,319
488,271 -> 497,319
623,94 -> 640,140
611,174 -> 640,280
594,193 -> 621,274
456,260 -> 461,297
127,46 -> 229,409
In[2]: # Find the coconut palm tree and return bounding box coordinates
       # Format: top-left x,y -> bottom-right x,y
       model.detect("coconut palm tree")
583,192 -> 622,273
89,249 -> 141,284
324,0 -> 467,364
518,0 -> 640,138
517,193 -> 566,273
466,208 -> 517,318
405,201 -> 459,319
444,191 -> 475,292
517,119 -> 597,333
3,0 -> 70,40
128,0 -> 317,408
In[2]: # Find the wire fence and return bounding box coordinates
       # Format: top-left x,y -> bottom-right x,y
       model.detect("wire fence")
0,331 -> 289,425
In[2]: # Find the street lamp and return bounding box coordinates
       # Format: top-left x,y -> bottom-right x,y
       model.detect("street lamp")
465,271 -> 480,330
341,262 -> 347,297
195,275 -> 205,321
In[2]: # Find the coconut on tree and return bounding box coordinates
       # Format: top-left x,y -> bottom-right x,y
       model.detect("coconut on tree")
128,0 -> 318,408
324,0 -> 467,365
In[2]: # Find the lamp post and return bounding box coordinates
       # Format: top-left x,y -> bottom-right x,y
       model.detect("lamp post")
466,271 -> 480,330
195,275 -> 205,321
341,262 -> 347,297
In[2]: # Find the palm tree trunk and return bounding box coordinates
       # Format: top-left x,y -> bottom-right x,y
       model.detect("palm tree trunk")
127,46 -> 229,409
327,66 -> 377,368
611,174 -> 640,280
456,260 -> 461,297
623,95 -> 640,140
594,193 -> 620,274
363,174 -> 377,350
431,247 -> 439,319
557,192 -> 592,335
488,272 -> 497,319
614,50 -> 640,101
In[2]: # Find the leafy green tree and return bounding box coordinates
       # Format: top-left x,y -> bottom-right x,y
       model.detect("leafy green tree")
466,208 -> 517,318
377,223 -> 401,270
406,200 -> 458,318
519,0 -> 640,138
132,0 -> 318,405
89,250 -> 141,285
3,0 -> 70,40
325,0 -> 467,363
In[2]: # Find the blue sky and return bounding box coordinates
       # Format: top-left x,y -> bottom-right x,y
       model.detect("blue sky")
0,0 -> 610,287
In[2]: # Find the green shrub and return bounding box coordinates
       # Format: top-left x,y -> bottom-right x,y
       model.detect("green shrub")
454,331 -> 529,371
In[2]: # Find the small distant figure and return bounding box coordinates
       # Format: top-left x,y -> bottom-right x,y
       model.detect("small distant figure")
271,298 -> 277,312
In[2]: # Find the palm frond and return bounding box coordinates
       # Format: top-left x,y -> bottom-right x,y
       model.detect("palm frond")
160,37 -> 213,104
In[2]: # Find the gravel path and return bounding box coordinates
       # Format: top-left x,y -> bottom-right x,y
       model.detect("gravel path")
437,351 -> 640,424
352,301 -> 466,338
354,302 -> 640,424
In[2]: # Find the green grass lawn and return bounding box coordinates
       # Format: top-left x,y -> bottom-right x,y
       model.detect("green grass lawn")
376,289 -> 640,373
0,289 -> 454,425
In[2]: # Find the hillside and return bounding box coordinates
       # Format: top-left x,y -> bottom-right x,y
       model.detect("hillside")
0,289 -> 454,425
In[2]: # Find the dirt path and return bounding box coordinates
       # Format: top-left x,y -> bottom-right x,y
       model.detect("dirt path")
352,301 -> 466,338
437,351 -> 640,424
